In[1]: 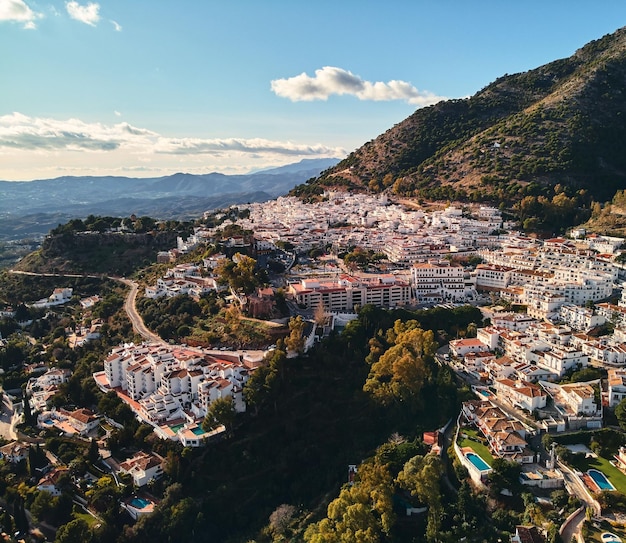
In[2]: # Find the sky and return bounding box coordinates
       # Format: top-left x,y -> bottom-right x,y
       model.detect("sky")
2,1 -> 626,181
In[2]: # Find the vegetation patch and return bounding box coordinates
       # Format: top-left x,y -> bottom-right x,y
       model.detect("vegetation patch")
458,427 -> 495,464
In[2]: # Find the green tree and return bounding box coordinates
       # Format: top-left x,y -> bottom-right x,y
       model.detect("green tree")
54,518 -> 90,543
304,460 -> 395,543
22,394 -> 34,426
202,397 -> 236,434
363,322 -> 435,407
217,253 -> 258,294
397,454 -> 443,542
85,475 -> 121,519
12,495 -> 28,536
615,398 -> 626,430
487,458 -> 522,497
30,490 -> 54,523
2,509 -> 13,535
285,315 -> 306,354
87,438 -> 100,464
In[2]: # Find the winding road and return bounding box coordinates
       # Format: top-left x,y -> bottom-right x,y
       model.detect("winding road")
9,269 -> 163,345
115,277 -> 165,344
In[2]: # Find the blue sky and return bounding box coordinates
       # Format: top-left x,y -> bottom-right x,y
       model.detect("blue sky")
2,1 -> 626,180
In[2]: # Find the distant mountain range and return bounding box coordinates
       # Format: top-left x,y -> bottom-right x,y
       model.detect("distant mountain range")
0,158 -> 339,241
299,27 -> 626,207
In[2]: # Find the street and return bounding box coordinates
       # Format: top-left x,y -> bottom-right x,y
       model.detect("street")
116,277 -> 166,344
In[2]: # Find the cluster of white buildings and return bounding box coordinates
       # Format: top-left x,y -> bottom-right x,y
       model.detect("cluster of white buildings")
148,197 -> 626,319
477,236 -> 618,320
450,313 -> 606,429
450,318 -> 604,382
145,263 -> 220,299
458,399 -> 564,491
462,400 -> 536,464
93,343 -> 250,446
26,367 -> 71,411
231,193 -> 507,262
451,319 -> 591,383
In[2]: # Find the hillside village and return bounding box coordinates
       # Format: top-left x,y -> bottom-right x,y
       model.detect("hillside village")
4,193 -> 626,542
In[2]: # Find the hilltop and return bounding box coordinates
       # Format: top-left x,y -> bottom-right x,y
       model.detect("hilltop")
296,27 -> 626,214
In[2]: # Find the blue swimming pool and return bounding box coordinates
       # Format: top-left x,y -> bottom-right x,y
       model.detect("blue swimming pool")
466,452 -> 491,471
191,426 -> 205,436
130,497 -> 151,509
588,469 -> 615,491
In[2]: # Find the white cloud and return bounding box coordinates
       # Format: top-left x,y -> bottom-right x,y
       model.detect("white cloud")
114,110 -> 122,117
271,66 -> 445,106
152,137 -> 340,156
110,19 -> 121,31
0,112 -> 344,158
0,0 -> 43,29
65,1 -> 99,26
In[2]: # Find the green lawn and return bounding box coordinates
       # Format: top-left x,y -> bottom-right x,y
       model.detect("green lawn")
586,455 -> 626,495
458,427 -> 495,464
583,519 -> 626,542
568,451 -> 626,495
72,510 -> 100,528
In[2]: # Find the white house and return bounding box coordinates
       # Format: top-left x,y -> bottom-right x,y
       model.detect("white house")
0,441 -> 30,463
475,264 -> 513,290
476,327 -> 500,350
560,383 -> 598,415
49,288 -> 73,303
119,452 -> 164,487
37,466 -> 69,496
558,303 -> 605,331
493,379 -> 547,412
608,368 -> 626,408
449,338 -> 490,358
65,408 -> 100,435
411,260 -> 473,302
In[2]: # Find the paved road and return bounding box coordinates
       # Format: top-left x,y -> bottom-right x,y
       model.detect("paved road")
10,269 -> 165,345
9,270 -> 103,279
560,506 -> 585,543
115,278 -> 165,344
558,460 -> 602,542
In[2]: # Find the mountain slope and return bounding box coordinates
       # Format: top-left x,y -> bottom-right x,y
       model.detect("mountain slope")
302,27 -> 626,205
0,158 -> 339,241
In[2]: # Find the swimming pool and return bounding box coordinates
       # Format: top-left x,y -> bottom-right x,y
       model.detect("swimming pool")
588,469 -> 615,491
601,533 -> 622,543
169,423 -> 185,434
466,452 -> 491,471
191,426 -> 205,436
130,497 -> 151,509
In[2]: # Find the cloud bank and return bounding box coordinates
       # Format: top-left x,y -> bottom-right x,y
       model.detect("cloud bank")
0,112 -> 343,157
0,0 -> 42,29
65,1 -> 100,26
271,66 -> 445,106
